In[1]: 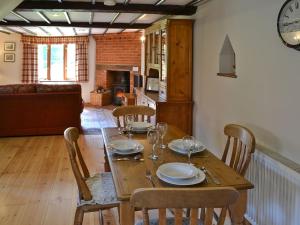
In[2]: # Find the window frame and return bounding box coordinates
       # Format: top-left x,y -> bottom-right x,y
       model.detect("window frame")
39,43 -> 75,81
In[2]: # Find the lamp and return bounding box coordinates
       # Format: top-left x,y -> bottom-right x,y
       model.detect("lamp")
104,0 -> 116,6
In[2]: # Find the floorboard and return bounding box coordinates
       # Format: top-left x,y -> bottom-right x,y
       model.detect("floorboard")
0,106 -> 117,225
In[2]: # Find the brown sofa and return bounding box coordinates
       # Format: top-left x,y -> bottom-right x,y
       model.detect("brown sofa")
0,84 -> 83,137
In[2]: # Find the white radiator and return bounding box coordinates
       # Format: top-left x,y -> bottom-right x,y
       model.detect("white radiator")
245,150 -> 300,225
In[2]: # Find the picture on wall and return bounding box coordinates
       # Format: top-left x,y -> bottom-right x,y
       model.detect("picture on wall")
4,53 -> 15,62
4,42 -> 16,51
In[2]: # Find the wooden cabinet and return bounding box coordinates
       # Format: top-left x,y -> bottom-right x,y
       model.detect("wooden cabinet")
137,19 -> 194,134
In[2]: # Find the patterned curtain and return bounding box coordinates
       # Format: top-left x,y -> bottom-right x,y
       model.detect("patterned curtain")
22,43 -> 38,83
75,42 -> 88,82
21,35 -> 89,82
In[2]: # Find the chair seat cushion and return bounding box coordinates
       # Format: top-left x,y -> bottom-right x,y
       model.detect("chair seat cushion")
80,172 -> 119,206
136,217 -> 203,225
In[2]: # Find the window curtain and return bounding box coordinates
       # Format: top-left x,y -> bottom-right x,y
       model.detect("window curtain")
75,42 -> 88,82
22,43 -> 38,83
21,35 -> 89,82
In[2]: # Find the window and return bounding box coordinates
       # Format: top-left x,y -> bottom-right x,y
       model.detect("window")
37,44 -> 76,81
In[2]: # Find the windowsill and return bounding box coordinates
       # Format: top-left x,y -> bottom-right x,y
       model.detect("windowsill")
39,80 -> 76,83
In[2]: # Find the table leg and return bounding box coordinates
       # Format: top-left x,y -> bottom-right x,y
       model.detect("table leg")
120,201 -> 134,225
103,145 -> 111,172
229,190 -> 247,225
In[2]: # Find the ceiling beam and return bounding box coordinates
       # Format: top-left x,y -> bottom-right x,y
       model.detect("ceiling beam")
56,27 -> 64,35
154,0 -> 166,5
64,11 -> 71,24
1,19 -> 7,23
0,21 -> 150,29
10,11 -> 30,23
89,12 -> 94,24
36,11 -> 51,24
16,2 -> 197,15
187,0 -> 208,6
103,28 -> 108,34
19,27 -> 36,35
39,26 -> 50,35
73,27 -> 77,36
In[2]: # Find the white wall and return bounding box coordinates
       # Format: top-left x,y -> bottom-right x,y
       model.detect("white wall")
193,0 -> 300,163
0,34 -> 96,102
0,33 -> 22,84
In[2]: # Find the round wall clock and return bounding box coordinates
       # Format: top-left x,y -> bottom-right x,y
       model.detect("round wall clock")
277,0 -> 300,50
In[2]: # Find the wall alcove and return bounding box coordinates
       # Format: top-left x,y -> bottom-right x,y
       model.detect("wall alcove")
217,35 -> 237,78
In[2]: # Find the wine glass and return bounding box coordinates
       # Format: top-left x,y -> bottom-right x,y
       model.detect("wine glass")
156,122 -> 168,149
147,128 -> 159,160
125,114 -> 134,139
182,136 -> 195,164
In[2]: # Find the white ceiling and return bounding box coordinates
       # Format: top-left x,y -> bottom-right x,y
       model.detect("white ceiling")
0,0 -> 196,36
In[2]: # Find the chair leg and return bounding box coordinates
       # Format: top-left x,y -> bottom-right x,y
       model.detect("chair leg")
99,210 -> 104,225
74,207 -> 84,225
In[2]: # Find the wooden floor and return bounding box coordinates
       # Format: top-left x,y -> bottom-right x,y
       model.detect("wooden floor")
0,106 -> 118,225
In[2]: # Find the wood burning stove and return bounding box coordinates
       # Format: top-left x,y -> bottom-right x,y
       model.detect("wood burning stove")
109,70 -> 130,105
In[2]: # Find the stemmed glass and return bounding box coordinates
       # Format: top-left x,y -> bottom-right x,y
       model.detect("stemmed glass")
125,114 -> 134,139
182,136 -> 195,164
157,122 -> 168,149
147,128 -> 159,160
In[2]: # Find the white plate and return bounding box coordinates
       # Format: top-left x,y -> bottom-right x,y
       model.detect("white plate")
131,122 -> 152,129
114,144 -> 144,155
168,139 -> 206,155
157,163 -> 198,179
109,140 -> 139,152
156,169 -> 206,186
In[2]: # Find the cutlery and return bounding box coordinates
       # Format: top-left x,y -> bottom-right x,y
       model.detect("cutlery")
113,155 -> 144,162
201,166 -> 221,185
145,169 -> 155,187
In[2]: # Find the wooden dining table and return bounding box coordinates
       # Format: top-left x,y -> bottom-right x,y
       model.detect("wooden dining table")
101,125 -> 254,225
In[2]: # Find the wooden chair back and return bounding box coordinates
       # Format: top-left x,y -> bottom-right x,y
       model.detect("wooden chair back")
64,127 -> 92,201
222,124 -> 256,176
130,187 -> 239,225
112,105 -> 155,127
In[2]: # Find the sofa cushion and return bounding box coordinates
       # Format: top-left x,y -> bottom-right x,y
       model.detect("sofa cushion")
36,84 -> 81,93
0,85 -> 15,94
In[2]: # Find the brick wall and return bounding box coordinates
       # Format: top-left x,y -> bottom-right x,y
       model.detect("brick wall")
93,32 -> 142,93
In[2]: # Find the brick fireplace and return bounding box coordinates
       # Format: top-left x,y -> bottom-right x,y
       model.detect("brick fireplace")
93,32 -> 142,105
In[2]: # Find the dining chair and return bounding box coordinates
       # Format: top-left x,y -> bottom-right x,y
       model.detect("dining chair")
130,187 -> 239,225
215,124 -> 255,224
222,124 -> 256,176
112,105 -> 155,127
64,127 -> 119,225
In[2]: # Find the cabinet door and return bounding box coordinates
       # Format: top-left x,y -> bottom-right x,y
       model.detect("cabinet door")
161,29 -> 167,83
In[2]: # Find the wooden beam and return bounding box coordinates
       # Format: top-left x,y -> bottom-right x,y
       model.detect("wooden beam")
39,26 -> 50,35
19,27 -> 36,35
73,27 -> 77,35
89,12 -> 94,24
64,11 -> 71,24
10,11 -> 30,23
110,13 -> 120,24
103,28 -> 108,34
187,0 -> 207,6
0,21 -> 150,29
56,27 -> 64,35
36,11 -> 51,24
16,1 -> 197,15
154,0 -> 166,5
